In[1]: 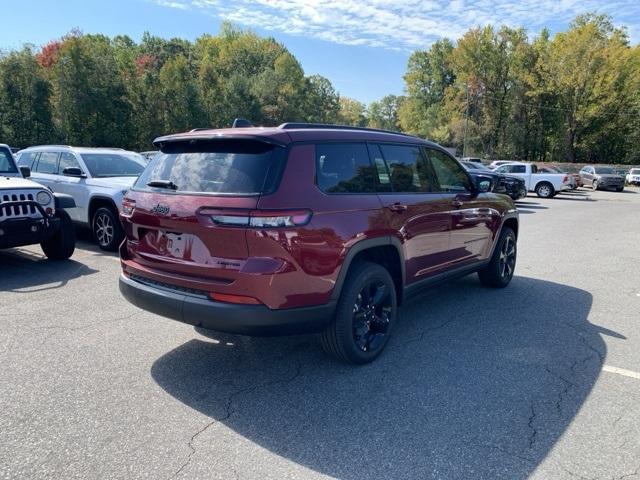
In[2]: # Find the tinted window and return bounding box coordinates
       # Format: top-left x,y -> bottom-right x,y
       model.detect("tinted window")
594,167 -> 614,174
16,152 -> 37,168
0,149 -> 17,173
509,165 -> 526,174
426,148 -> 472,193
135,140 -> 283,195
35,152 -> 59,174
379,144 -> 437,193
81,153 -> 145,178
316,143 -> 377,193
59,152 -> 81,173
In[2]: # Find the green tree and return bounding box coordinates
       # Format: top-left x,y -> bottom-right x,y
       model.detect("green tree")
304,75 -> 340,123
0,47 -> 55,147
338,97 -> 367,126
367,95 -> 405,131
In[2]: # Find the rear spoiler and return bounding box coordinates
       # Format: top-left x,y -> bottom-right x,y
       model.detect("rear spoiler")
153,134 -> 287,149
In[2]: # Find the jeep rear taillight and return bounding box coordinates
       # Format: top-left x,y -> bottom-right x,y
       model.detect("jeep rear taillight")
201,209 -> 312,228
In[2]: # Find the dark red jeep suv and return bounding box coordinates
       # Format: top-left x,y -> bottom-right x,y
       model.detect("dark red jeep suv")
119,123 -> 518,364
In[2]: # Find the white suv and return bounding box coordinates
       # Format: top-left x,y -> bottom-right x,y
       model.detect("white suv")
15,146 -> 146,251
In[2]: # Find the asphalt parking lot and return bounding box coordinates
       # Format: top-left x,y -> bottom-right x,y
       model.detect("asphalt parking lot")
1,187 -> 639,480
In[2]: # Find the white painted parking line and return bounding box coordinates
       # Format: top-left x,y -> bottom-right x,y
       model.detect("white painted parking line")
603,365 -> 640,381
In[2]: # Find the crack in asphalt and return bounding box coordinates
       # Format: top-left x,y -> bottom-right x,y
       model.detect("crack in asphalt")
167,356 -> 305,480
527,404 -> 538,449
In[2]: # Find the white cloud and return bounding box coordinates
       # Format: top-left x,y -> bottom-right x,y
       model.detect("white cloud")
152,0 -> 640,50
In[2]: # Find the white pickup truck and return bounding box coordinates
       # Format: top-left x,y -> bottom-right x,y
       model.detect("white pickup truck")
493,162 -> 571,198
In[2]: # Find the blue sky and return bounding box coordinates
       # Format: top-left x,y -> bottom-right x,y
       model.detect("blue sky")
1,0 -> 639,104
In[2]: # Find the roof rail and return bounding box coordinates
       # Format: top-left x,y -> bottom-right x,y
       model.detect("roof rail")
278,122 -> 414,137
27,144 -> 73,149
189,128 -> 211,132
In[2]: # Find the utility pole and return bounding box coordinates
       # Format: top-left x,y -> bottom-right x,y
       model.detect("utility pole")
463,82 -> 469,158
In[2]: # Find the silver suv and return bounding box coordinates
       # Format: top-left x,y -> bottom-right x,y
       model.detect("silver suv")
16,146 -> 146,250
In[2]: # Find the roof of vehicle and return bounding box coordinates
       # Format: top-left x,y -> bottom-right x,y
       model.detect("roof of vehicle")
17,145 -> 139,155
153,123 -> 437,148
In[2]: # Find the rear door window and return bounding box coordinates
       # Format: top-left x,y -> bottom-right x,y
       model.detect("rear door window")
135,140 -> 285,195
316,143 -> 377,193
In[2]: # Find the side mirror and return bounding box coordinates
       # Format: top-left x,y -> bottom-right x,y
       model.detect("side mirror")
62,167 -> 85,177
475,174 -> 493,193
19,166 -> 31,178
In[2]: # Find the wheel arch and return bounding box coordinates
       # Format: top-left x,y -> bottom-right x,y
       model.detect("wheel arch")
331,236 -> 406,305
88,196 -> 119,224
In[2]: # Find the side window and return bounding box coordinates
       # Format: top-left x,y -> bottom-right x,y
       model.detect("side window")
34,152 -> 59,174
426,148 -> 472,193
16,152 -> 37,168
379,144 -> 437,193
495,165 -> 508,174
512,165 -> 526,174
316,143 -> 377,193
59,152 -> 81,173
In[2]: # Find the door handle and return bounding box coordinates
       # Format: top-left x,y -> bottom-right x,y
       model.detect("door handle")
452,200 -> 464,208
387,203 -> 408,213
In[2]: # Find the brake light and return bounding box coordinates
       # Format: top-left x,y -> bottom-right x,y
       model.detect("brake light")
209,292 -> 262,305
563,175 -> 569,183
203,209 -> 312,228
122,198 -> 136,216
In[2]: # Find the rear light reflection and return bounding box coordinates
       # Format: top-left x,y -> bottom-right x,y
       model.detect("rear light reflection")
209,292 -> 262,305
207,209 -> 312,228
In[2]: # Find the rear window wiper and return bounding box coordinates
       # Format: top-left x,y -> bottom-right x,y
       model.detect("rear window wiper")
147,180 -> 178,190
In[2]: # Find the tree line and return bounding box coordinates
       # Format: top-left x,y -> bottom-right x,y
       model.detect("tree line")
0,16 -> 638,163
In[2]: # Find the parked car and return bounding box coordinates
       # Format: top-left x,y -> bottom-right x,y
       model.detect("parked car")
461,161 -> 526,200
578,166 -> 625,192
461,157 -> 484,165
118,122 -> 519,364
15,146 -> 146,251
493,162 -> 571,198
488,160 -> 513,170
626,168 -> 640,186
537,165 -> 579,189
139,151 -> 158,163
0,144 -> 75,259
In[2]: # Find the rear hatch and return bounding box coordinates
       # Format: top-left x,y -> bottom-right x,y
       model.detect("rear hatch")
121,138 -> 287,287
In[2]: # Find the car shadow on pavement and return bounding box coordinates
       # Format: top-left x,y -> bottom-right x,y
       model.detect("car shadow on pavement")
0,248 -> 98,292
515,201 -> 548,215
151,276 -> 608,479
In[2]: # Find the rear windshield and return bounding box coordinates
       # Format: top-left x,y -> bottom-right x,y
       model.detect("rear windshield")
0,149 -> 18,173
81,153 -> 146,178
134,140 -> 285,195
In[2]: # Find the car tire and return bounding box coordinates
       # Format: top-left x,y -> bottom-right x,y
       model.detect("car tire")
478,227 -> 517,288
616,186 -> 624,192
535,182 -> 554,198
93,206 -> 123,252
320,261 -> 397,364
41,210 -> 75,260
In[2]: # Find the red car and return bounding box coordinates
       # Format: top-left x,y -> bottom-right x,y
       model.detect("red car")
119,122 -> 518,363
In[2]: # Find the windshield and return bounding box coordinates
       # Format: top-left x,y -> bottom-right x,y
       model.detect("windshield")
134,140 -> 284,195
0,148 -> 18,174
594,167 -> 614,174
631,169 -> 640,175
81,153 -> 146,178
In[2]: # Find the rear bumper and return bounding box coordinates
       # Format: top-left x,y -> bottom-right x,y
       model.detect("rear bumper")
118,273 -> 336,336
